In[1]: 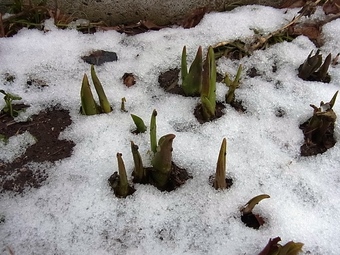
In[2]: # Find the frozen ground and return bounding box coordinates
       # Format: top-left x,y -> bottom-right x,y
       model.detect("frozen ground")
1,5 -> 340,255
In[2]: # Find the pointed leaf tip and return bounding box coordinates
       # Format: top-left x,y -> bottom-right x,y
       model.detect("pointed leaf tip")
242,194 -> 270,214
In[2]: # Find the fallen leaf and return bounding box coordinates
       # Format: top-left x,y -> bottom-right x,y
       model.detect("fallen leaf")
140,20 -> 163,30
122,73 -> 136,87
280,0 -> 306,8
288,22 -> 323,46
323,0 -> 340,15
179,7 -> 208,29
81,50 -> 118,65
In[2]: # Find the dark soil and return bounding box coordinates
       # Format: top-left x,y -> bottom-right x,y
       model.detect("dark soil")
241,212 -> 265,229
299,120 -> 336,156
145,162 -> 192,192
158,68 -> 184,95
194,102 -> 226,124
0,105 -> 75,193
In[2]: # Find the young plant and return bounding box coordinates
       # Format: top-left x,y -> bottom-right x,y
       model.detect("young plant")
90,65 -> 112,113
151,134 -> 176,190
150,109 -> 157,153
80,74 -> 100,115
131,114 -> 147,133
258,237 -> 304,255
200,46 -> 217,121
80,66 -> 112,115
212,138 -> 232,190
0,90 -> 22,117
298,50 -> 331,83
224,64 -> 242,104
300,91 -> 338,155
181,46 -> 203,96
241,194 -> 270,229
121,97 -> 127,112
131,141 -> 147,183
108,153 -> 135,198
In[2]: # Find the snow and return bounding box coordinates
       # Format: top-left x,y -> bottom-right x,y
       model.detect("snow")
1,5 -> 340,255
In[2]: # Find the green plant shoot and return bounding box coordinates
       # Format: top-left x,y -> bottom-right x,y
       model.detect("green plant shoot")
131,141 -> 147,183
91,65 -> 112,113
201,46 -> 217,121
181,46 -> 203,96
131,114 -> 147,133
151,134 -> 176,189
0,90 -> 22,117
80,74 -> 99,115
121,97 -> 127,112
108,153 -> 131,198
224,64 -> 242,104
150,109 -> 157,153
241,194 -> 270,215
213,138 -> 227,190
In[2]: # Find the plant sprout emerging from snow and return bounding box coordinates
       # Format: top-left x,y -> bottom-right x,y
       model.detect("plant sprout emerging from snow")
224,64 -> 243,104
181,46 -> 203,96
258,236 -> 304,255
151,134 -> 176,190
130,110 -> 190,190
0,90 -> 22,117
131,114 -> 147,134
121,97 -> 127,112
200,46 -> 217,121
241,194 -> 270,229
150,109 -> 157,153
80,65 -> 112,115
300,91 -> 338,156
212,138 -> 232,190
298,50 -> 331,83
131,141 -> 147,183
108,153 -> 135,198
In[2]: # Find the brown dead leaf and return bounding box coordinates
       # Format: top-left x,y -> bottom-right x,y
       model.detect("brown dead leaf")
323,0 -> 340,15
288,21 -> 324,47
140,20 -> 163,30
96,20 -> 164,35
122,73 -> 136,87
288,22 -> 323,46
280,0 -> 306,8
179,7 -> 208,29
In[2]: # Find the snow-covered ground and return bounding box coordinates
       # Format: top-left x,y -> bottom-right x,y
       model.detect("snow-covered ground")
1,5 -> 340,255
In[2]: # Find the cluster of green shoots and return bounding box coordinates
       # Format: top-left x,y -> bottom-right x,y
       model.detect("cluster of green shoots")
181,46 -> 243,120
109,109 -> 178,197
0,90 -> 22,117
181,46 -> 217,121
80,65 -> 112,115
